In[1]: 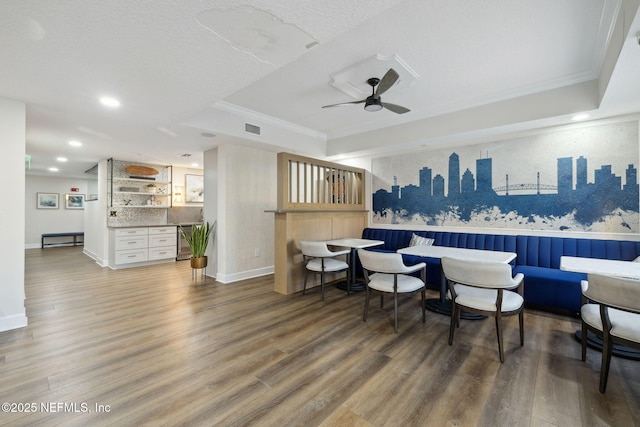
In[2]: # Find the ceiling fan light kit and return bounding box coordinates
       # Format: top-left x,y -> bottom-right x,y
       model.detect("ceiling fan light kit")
323,68 -> 410,114
364,97 -> 383,112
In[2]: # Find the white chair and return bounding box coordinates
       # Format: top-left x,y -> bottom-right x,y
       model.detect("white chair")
358,249 -> 426,333
299,241 -> 350,300
580,273 -> 640,393
441,257 -> 524,362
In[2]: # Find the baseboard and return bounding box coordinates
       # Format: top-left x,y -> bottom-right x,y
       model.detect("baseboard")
82,248 -> 108,267
0,313 -> 28,332
215,266 -> 274,284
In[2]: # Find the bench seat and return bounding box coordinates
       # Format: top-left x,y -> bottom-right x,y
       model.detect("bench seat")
360,228 -> 640,316
41,232 -> 84,248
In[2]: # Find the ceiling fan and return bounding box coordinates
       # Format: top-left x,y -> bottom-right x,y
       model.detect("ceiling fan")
322,68 -> 410,114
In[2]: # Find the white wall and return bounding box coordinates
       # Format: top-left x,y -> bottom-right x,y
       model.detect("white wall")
204,148 -> 218,276
83,159 -> 109,266
211,144 -> 277,283
25,175 -> 93,248
0,98 -> 27,332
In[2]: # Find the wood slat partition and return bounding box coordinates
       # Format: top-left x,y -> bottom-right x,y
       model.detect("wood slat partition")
272,153 -> 368,294
277,152 -> 365,211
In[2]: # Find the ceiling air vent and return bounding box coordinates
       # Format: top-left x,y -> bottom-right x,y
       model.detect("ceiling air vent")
245,123 -> 261,135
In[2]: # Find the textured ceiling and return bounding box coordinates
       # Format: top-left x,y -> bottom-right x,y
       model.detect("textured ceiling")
1,0 -> 639,178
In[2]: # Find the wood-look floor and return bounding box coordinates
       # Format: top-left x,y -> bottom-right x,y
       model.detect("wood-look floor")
0,247 -> 638,426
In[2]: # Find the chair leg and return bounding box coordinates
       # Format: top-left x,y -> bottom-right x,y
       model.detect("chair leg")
448,302 -> 458,345
346,255 -> 351,295
320,270 -> 325,301
600,332 -> 614,393
393,291 -> 398,333
303,269 -> 310,295
421,288 -> 426,324
581,321 -> 588,361
519,310 -> 524,346
363,286 -> 370,322
496,315 -> 504,363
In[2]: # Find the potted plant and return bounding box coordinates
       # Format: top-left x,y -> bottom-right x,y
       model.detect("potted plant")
180,221 -> 215,269
145,183 -> 156,194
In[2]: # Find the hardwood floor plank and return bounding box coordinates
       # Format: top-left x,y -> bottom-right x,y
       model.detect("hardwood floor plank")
0,247 -> 637,426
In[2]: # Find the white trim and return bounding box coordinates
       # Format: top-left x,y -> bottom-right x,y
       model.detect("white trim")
0,313 -> 28,332
83,248 -> 108,267
214,266 -> 274,284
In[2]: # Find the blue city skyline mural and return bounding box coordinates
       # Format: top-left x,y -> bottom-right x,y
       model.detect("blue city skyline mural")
372,120 -> 640,232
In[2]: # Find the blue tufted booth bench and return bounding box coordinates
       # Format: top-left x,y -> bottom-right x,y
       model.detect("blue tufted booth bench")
513,235 -> 640,314
360,228 -> 516,289
360,228 -> 640,316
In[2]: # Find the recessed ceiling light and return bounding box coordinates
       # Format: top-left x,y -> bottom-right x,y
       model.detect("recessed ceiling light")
56,157 -> 68,162
100,96 -> 121,108
191,163 -> 200,167
69,140 -> 82,147
48,167 -> 59,172
571,114 -> 589,121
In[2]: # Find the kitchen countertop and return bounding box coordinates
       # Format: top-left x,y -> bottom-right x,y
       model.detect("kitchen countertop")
108,222 -> 202,228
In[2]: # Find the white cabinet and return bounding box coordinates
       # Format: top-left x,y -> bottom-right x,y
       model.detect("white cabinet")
148,227 -> 177,261
115,248 -> 148,265
149,246 -> 176,261
110,226 -> 177,268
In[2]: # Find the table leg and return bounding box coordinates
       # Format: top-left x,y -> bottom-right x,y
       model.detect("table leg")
337,248 -> 366,293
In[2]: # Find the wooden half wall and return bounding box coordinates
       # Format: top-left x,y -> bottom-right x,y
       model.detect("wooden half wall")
271,153 -> 368,295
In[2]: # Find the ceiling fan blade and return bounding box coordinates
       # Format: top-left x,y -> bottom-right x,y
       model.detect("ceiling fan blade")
375,68 -> 400,96
322,99 -> 366,108
382,102 -> 410,114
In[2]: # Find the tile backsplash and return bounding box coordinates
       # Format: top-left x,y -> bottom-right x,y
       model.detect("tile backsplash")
168,206 -> 203,224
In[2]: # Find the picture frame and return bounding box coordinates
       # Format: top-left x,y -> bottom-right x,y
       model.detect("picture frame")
65,193 -> 85,209
37,192 -> 59,209
185,174 -> 204,203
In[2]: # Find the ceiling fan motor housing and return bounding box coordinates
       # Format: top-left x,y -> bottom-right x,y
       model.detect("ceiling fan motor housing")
364,96 -> 383,111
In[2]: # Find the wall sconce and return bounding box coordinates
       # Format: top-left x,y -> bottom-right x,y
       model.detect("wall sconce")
173,185 -> 184,203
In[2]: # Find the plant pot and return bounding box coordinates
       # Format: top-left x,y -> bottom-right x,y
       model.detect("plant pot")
190,256 -> 207,269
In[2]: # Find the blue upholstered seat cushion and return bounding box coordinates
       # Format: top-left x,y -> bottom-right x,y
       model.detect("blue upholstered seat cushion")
512,265 -> 586,312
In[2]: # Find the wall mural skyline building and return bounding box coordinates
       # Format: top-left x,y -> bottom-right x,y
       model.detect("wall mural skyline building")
371,120 -> 639,232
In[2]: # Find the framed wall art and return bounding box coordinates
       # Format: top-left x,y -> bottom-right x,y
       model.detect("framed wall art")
185,174 -> 204,203
37,192 -> 59,209
65,193 -> 85,209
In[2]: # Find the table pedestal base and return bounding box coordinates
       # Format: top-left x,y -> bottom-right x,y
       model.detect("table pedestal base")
336,281 -> 365,293
574,330 -> 640,360
425,298 -> 487,320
